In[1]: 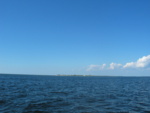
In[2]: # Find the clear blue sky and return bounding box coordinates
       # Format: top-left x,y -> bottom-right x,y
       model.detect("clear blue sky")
0,0 -> 150,76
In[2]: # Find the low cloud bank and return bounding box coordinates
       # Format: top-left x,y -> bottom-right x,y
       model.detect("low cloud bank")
87,55 -> 150,71
123,55 -> 150,68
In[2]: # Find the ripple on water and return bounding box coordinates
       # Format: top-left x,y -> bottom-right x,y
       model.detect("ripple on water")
23,102 -> 52,113
0,100 -> 6,105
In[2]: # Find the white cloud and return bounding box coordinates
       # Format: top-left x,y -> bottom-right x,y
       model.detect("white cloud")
86,55 -> 150,72
86,64 -> 106,71
123,55 -> 150,68
109,63 -> 122,70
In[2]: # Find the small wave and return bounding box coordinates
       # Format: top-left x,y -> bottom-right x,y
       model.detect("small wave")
0,100 -> 6,104
23,110 -> 49,113
23,102 -> 50,113
49,91 -> 69,95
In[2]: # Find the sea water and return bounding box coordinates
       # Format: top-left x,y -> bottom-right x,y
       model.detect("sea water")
0,74 -> 150,113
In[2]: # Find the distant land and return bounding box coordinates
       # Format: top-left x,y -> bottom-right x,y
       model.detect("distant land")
0,73 -> 91,76
0,73 -> 150,77
56,74 -> 92,77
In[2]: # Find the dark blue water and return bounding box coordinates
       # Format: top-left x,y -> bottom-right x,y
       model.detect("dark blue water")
1,74 -> 150,113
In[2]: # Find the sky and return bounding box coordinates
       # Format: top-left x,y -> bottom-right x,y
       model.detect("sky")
0,0 -> 150,76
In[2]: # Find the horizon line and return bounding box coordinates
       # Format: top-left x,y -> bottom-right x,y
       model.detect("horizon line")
0,73 -> 150,77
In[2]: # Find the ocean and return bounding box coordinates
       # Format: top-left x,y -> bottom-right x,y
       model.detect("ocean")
0,74 -> 150,113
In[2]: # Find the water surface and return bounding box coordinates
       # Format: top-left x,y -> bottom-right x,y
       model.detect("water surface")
1,74 -> 150,113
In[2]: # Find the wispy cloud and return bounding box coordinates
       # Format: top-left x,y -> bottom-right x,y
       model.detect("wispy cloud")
109,63 -> 122,70
86,55 -> 150,71
86,64 -> 106,71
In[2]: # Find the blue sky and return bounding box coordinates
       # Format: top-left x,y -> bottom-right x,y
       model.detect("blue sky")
0,0 -> 150,76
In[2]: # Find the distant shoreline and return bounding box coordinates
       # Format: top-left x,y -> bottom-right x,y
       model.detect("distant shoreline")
0,73 -> 150,77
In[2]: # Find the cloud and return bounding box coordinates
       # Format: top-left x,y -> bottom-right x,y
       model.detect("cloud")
86,64 -> 106,71
86,63 -> 122,71
123,55 -> 150,69
86,55 -> 150,71
109,63 -> 122,70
